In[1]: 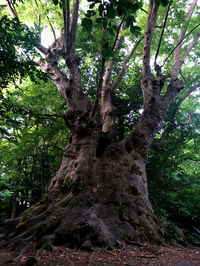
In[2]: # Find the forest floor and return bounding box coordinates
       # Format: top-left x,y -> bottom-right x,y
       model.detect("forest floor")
0,242 -> 200,266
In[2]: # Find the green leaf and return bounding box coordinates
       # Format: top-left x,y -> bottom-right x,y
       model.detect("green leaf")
52,0 -> 58,6
89,3 -> 95,9
82,18 -> 93,30
98,4 -> 104,16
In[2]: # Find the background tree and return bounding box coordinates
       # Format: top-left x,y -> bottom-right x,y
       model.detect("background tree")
0,78 -> 67,218
148,94 -> 200,245
0,0 -> 200,251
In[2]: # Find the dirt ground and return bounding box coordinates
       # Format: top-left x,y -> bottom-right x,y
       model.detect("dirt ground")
0,242 -> 200,265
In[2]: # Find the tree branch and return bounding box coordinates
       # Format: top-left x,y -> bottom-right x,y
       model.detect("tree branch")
163,0 -> 198,79
142,0 -> 159,77
34,0 -> 41,33
69,0 -> 79,54
181,32 -> 200,61
36,45 -> 48,55
154,3 -> 171,68
63,0 -> 70,55
6,0 -> 18,18
39,56 -> 90,115
111,36 -> 144,92
162,23 -> 200,69
47,15 -> 57,42
112,17 -> 124,51
102,23 -> 125,88
177,82 -> 200,107
91,20 -> 126,118
90,56 -> 106,117
176,0 -> 197,51
100,21 -> 126,136
155,82 -> 200,148
140,7 -> 148,14
126,1 -> 198,158
167,81 -> 200,115
39,59 -> 69,100
172,0 -> 197,66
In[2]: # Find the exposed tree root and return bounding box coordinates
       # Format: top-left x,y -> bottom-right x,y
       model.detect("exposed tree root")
0,140 -> 168,260
0,188 -> 167,259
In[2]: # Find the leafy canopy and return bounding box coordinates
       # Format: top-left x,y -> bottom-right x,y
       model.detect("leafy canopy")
0,15 -> 44,90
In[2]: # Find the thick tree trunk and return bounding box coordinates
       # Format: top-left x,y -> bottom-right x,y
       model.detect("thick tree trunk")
2,122 -> 166,251
2,0 -> 199,256
49,138 -> 165,247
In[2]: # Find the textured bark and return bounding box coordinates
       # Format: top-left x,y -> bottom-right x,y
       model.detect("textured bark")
101,23 -> 125,139
1,0 -> 200,254
1,137 -> 166,250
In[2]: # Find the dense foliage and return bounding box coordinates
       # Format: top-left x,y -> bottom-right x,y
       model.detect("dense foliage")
0,77 -> 67,218
148,100 -> 200,245
0,15 -> 44,90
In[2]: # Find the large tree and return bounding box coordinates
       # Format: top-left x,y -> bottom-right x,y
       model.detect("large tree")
1,0 -> 200,250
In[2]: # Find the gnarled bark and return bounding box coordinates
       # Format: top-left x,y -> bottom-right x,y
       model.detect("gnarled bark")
1,0 -> 200,255
1,136 -> 166,250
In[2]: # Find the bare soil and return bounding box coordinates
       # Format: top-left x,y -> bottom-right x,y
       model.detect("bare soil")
0,243 -> 199,265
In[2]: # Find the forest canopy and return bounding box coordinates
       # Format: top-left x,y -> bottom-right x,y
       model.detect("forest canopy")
0,0 -> 200,249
